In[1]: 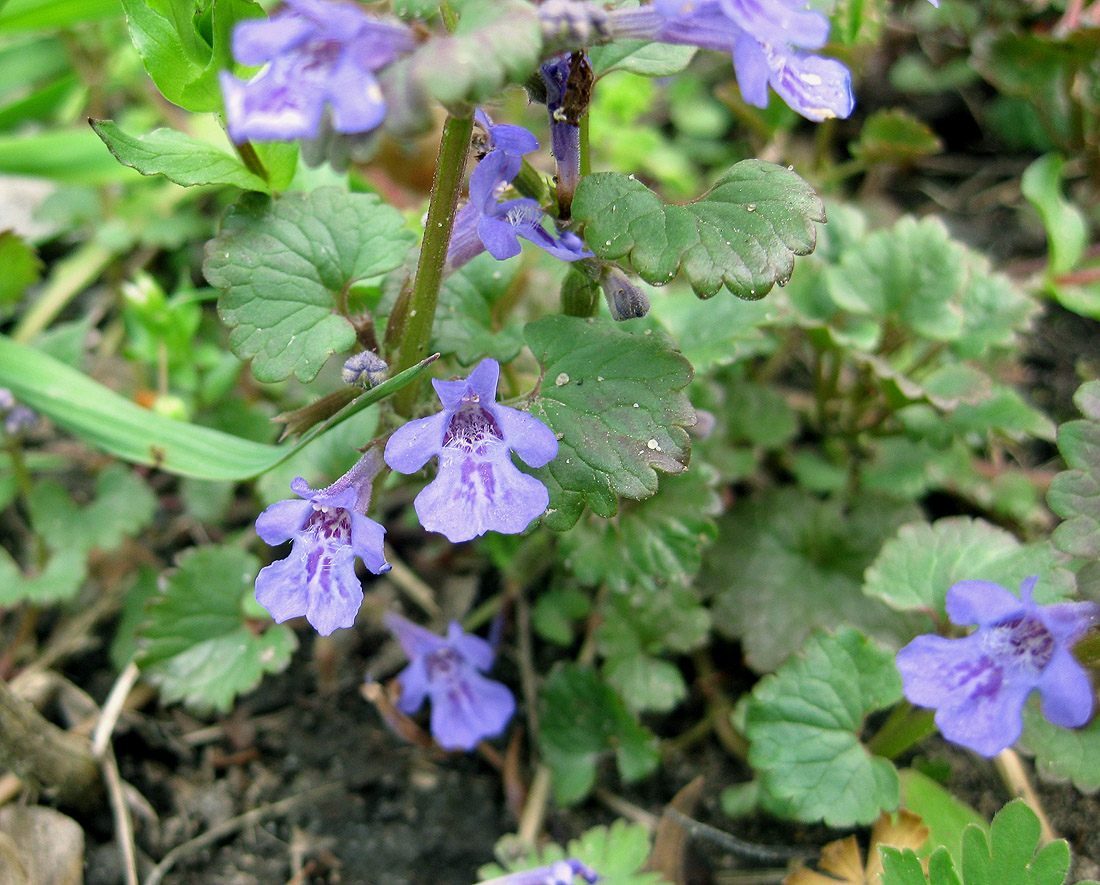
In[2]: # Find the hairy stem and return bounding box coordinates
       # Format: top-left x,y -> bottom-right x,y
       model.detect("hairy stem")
393,113 -> 474,416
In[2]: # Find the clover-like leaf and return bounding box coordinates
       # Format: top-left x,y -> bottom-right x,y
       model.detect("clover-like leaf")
700,488 -> 925,672
539,665 -> 659,804
204,188 -> 415,383
573,160 -> 824,299
881,801 -> 1086,885
91,121 -> 267,191
137,545 -> 297,713
850,109 -> 942,166
525,315 -> 696,530
1049,380 -> 1100,561
744,627 -> 902,827
863,517 -> 1075,615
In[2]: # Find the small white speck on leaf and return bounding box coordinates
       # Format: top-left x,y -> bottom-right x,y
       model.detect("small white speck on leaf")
647,439 -> 659,450
555,372 -> 570,386
597,376 -> 604,382
632,402 -> 639,408
746,203 -> 756,211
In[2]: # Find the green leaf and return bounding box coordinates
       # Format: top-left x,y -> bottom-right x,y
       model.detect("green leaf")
700,488 -> 926,672
0,128 -> 133,184
28,464 -> 156,556
862,517 -> 1075,615
0,0 -> 119,31
649,284 -> 773,373
961,801 -> 1072,885
560,464 -> 720,593
0,230 -> 42,313
589,41 -> 697,77
524,316 -> 696,530
1022,155 -> 1089,276
825,216 -> 966,345
723,381 -> 798,448
744,627 -> 902,827
538,665 -> 659,804
0,333 -> 435,480
899,768 -> 988,864
1049,380 -> 1100,561
850,108 -> 942,165
573,160 -> 824,299
122,0 -> 263,113
434,252 -> 523,365
0,547 -> 85,605
138,545 -> 297,713
881,847 -> 960,885
204,188 -> 415,383
531,584 -> 591,646
90,121 -> 268,191
1017,699 -> 1100,794
479,821 -> 663,885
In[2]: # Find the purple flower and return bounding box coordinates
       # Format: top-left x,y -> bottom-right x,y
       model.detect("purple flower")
255,450 -> 390,636
478,859 -> 601,885
384,358 -> 558,543
896,577 -> 1099,757
539,54 -> 584,215
473,108 -> 540,160
447,114 -> 592,271
385,612 -> 515,751
610,0 -> 853,121
219,0 -> 415,143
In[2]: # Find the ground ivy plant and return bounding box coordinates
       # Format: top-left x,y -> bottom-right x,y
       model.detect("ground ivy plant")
2,0 -> 1100,883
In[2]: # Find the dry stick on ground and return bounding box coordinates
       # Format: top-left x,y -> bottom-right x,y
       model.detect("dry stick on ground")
0,675 -> 101,810
143,783 -> 343,885
994,748 -> 1058,843
93,662 -> 143,885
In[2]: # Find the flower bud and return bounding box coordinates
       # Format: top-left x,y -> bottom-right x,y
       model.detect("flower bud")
342,350 -> 389,387
599,266 -> 650,321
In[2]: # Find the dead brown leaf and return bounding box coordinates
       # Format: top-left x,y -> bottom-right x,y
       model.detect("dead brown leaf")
784,810 -> 929,885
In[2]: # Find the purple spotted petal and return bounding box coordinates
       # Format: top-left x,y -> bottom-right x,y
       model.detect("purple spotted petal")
934,679 -> 1032,758
478,213 -> 524,260
233,12 -> 314,65
430,668 -> 516,751
386,611 -> 447,660
1037,647 -> 1095,728
412,441 -> 550,543
763,47 -> 854,122
255,497 -> 313,545
384,413 -> 447,473
394,656 -> 432,714
489,403 -> 559,468
718,0 -> 829,49
447,621 -> 495,672
220,68 -> 326,142
946,580 -> 1026,627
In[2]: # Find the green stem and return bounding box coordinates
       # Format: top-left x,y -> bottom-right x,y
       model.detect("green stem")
393,113 -> 474,416
13,240 -> 115,343
234,140 -> 269,183
865,701 -> 937,760
513,159 -> 549,203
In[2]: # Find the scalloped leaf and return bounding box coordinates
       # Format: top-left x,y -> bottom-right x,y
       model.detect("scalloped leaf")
1017,699 -> 1100,794
744,627 -> 902,827
573,160 -> 824,299
204,188 -> 416,383
525,316 -> 695,530
1048,380 -> 1100,560
863,517 -> 1075,615
137,545 -> 297,713
700,488 -> 925,672
538,665 -> 659,804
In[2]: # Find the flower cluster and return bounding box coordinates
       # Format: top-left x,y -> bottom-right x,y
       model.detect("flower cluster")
385,612 -> 515,751
254,450 -> 390,637
896,577 -> 1098,757
219,0 -> 415,145
446,110 -> 592,271
255,360 -> 558,641
385,358 -> 559,543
